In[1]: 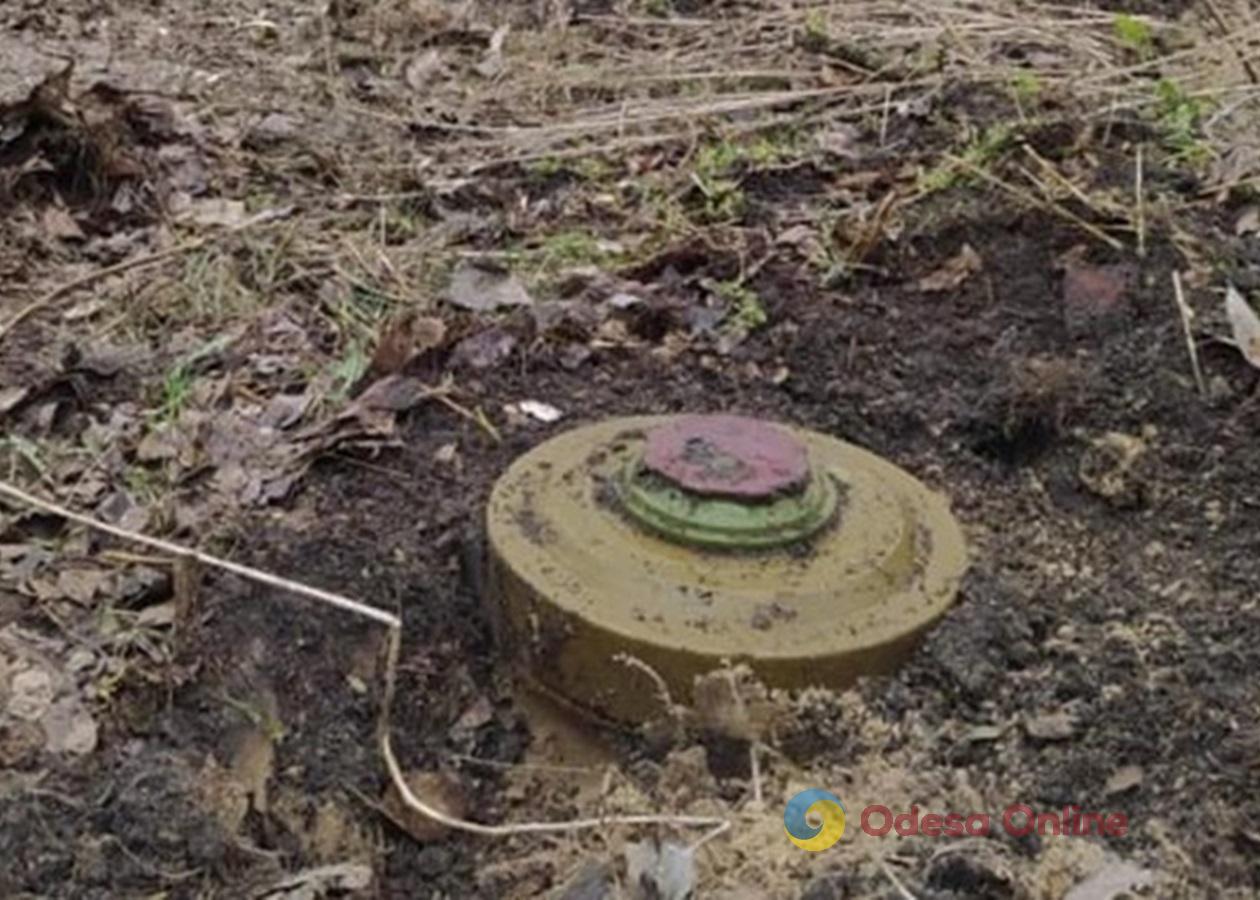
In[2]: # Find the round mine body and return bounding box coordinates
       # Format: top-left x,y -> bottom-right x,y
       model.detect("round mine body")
484,414 -> 967,724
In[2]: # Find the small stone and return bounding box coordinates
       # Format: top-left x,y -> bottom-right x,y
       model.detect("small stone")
1104,765 -> 1143,796
1026,710 -> 1076,741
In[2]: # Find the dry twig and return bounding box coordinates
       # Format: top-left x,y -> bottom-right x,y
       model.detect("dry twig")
0,207 -> 295,342
946,154 -> 1124,251
0,480 -> 726,839
1170,271 -> 1207,398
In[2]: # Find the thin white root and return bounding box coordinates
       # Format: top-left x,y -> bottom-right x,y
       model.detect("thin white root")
749,741 -> 764,807
0,480 -> 728,839
880,858 -> 920,900
613,651 -> 688,724
1170,271 -> 1207,397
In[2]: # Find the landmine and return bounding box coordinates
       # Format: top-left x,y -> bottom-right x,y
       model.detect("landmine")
486,414 -> 967,724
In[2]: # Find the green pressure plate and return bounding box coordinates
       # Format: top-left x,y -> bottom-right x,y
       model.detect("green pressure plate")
485,414 -> 967,724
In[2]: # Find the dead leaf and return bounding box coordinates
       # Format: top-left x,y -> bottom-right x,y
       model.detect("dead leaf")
816,124 -> 863,159
178,197 -> 248,228
261,862 -> 373,899
245,112 -> 301,149
57,568 -> 111,606
1235,206 -> 1260,236
1225,283 -> 1260,369
41,695 -> 97,755
474,25 -> 511,79
350,375 -> 438,413
915,244 -> 983,292
404,49 -> 444,91
0,719 -> 43,767
64,341 -> 141,377
1064,860 -> 1154,900
383,770 -> 466,842
451,327 -> 517,370
775,224 -> 824,259
1103,765 -> 1143,796
553,861 -> 615,900
0,386 -> 30,416
446,263 -> 532,312
625,840 -> 695,900
42,206 -> 84,241
63,298 -> 107,322
6,666 -> 54,721
369,313 -> 446,377
261,392 -> 313,430
136,424 -> 190,462
137,601 -> 177,627
453,696 -> 494,733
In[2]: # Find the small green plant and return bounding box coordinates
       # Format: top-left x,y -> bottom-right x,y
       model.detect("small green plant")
329,342 -> 368,402
525,155 -> 614,183
158,365 -> 194,422
917,123 -> 1014,194
154,333 -> 235,422
0,435 -> 46,480
535,230 -> 608,271
804,9 -> 829,46
689,138 -> 756,222
220,692 -> 286,742
1154,79 -> 1210,165
1011,71 -> 1042,107
713,279 -> 768,333
1113,13 -> 1154,59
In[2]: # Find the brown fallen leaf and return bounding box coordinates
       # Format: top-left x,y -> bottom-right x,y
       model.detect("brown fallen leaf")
915,243 -> 983,293
57,568 -> 111,606
368,312 -> 446,378
350,375 -> 441,413
446,262 -> 532,312
42,206 -> 84,242
451,327 -> 517,370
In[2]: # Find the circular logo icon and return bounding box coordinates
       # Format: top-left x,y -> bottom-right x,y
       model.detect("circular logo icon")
784,788 -> 846,851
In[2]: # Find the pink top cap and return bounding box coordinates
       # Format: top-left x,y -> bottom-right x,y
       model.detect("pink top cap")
641,415 -> 810,499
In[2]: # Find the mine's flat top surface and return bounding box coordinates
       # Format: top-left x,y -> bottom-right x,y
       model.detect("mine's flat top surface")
641,414 -> 809,499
